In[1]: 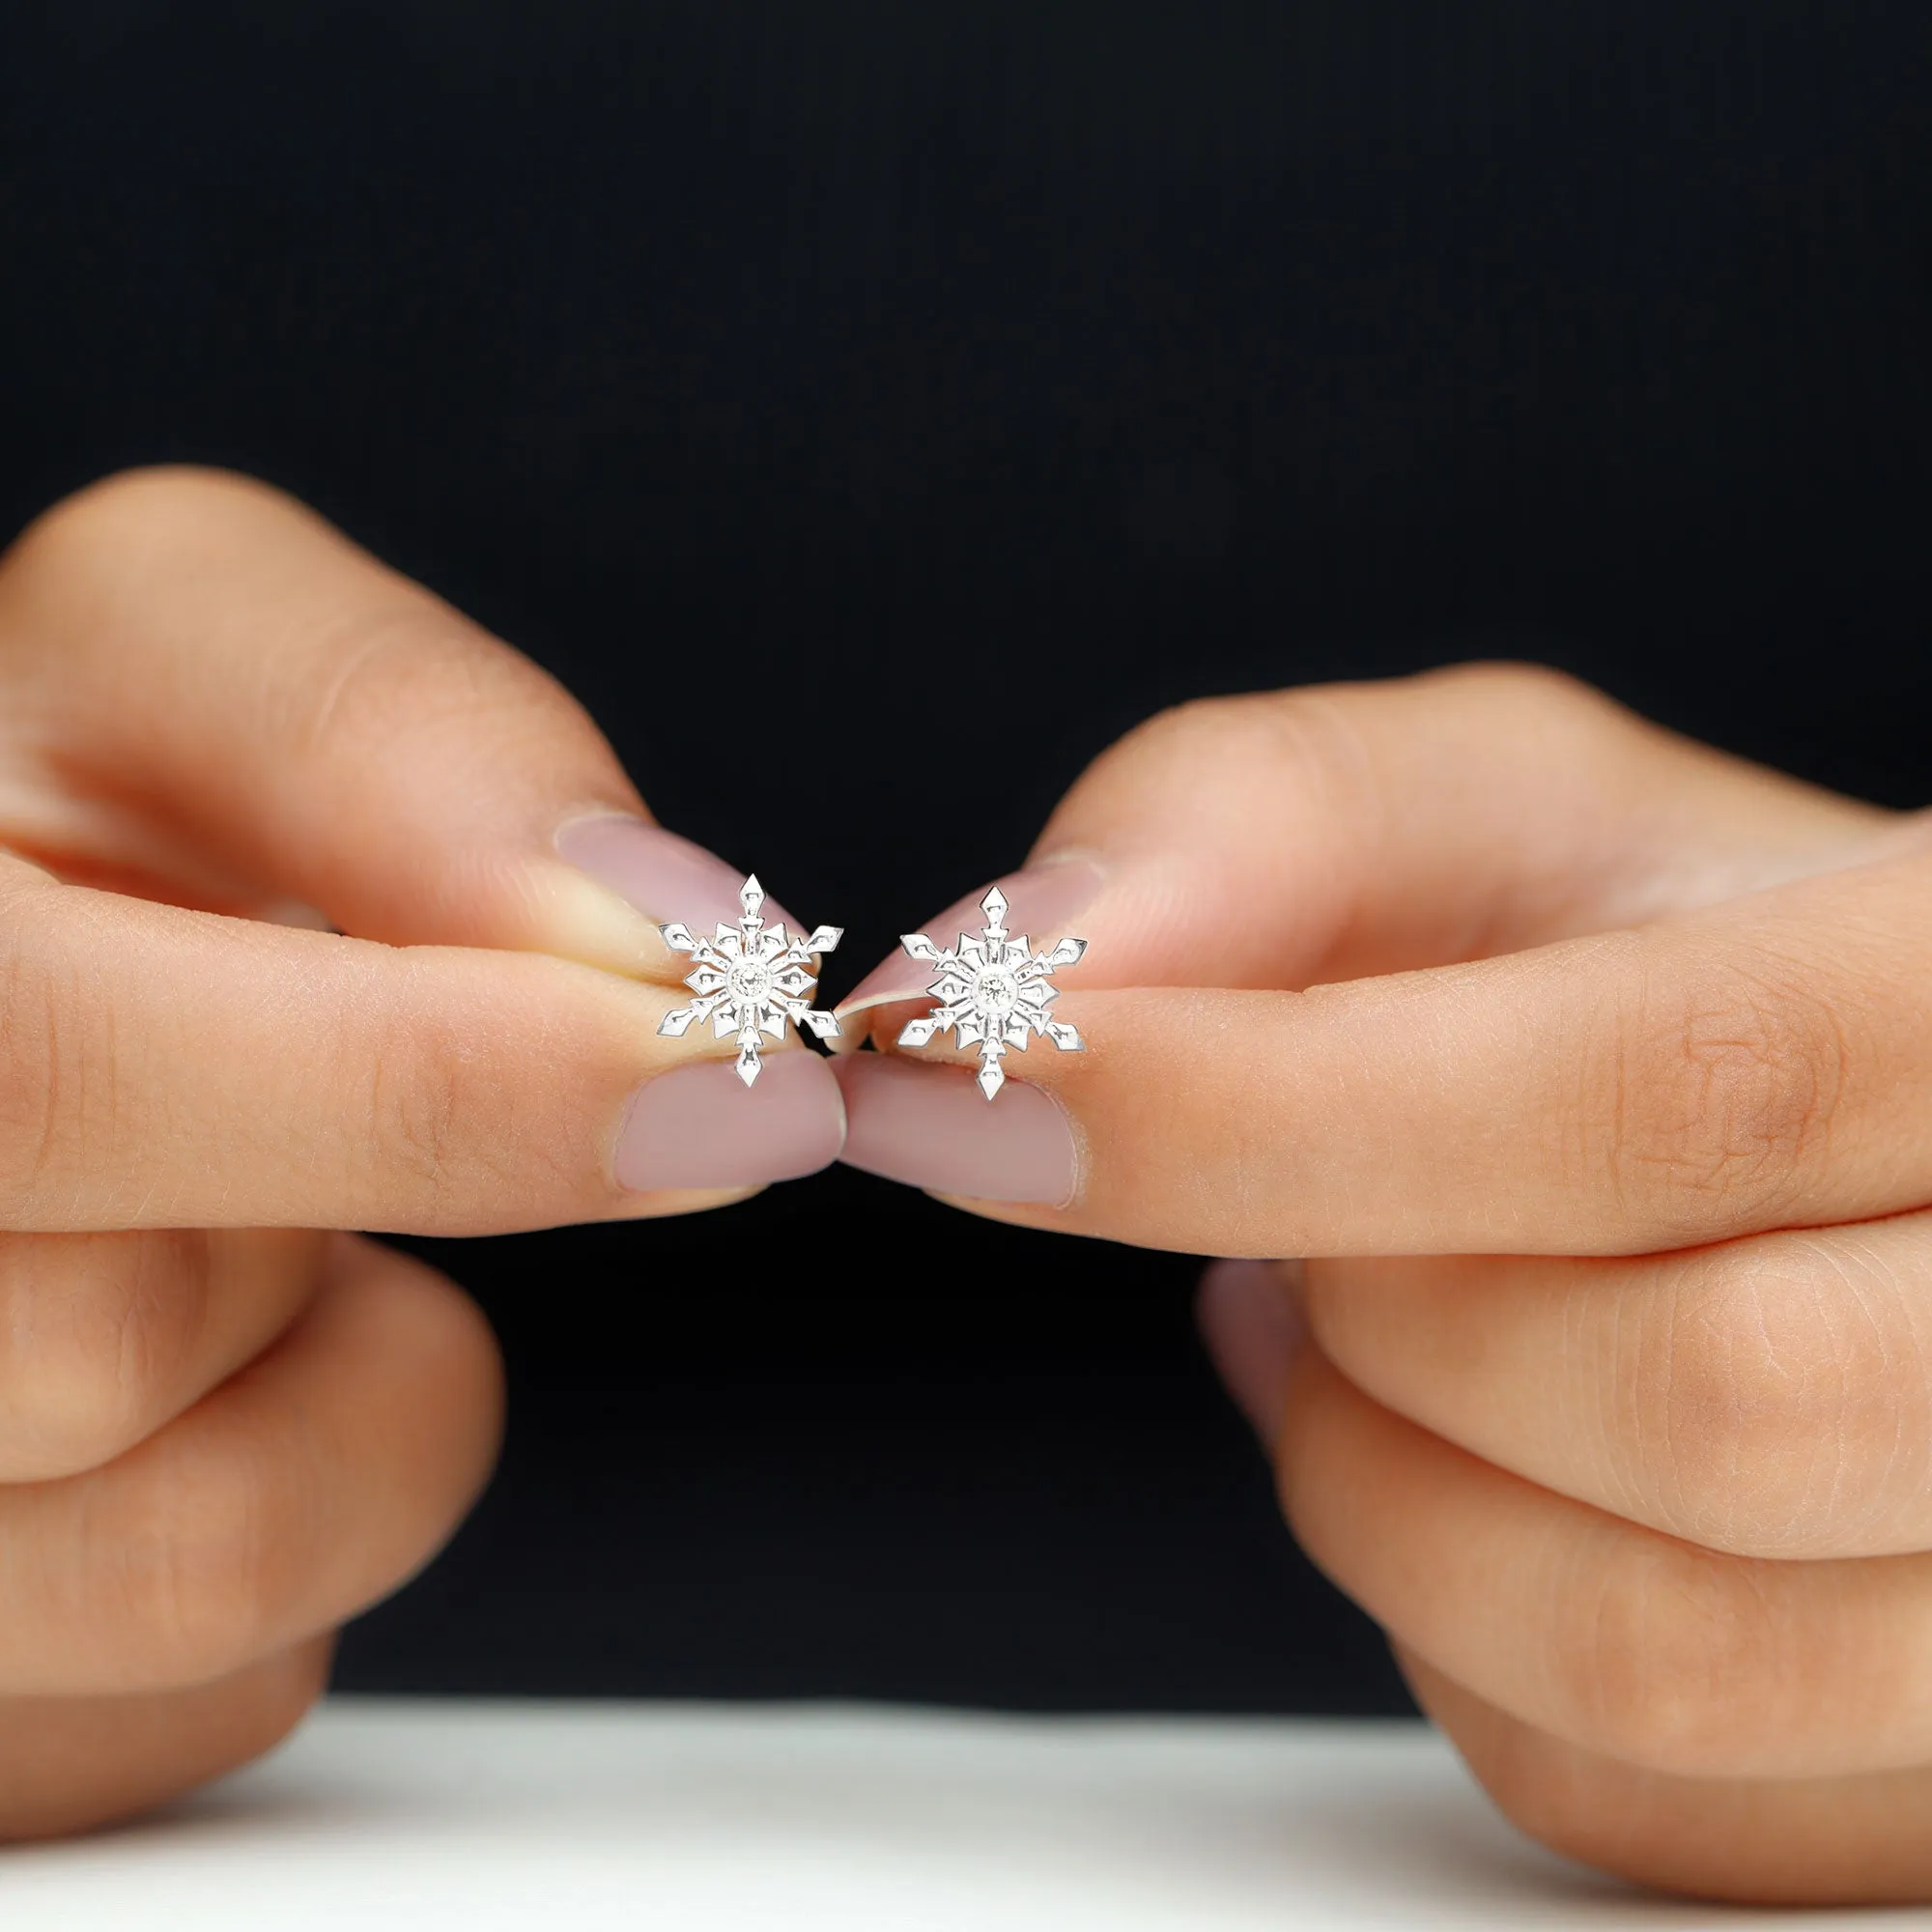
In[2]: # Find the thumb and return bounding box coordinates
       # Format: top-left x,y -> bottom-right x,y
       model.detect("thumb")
838,664 -> 1889,1017
0,468 -> 799,978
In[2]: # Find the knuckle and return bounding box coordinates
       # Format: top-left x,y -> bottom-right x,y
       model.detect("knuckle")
276,602 -> 573,778
124,1445 -> 308,1684
1560,1536 -> 1781,1776
1108,692 -> 1289,772
0,895 -> 99,1216
229,1635 -> 333,1759
1112,689 -> 1384,835
1416,662 -> 1640,767
354,984 -> 552,1209
0,1234 -> 215,1479
0,467 -> 264,589
360,1000 -> 471,1194
1470,1748 -> 1680,1900
276,608 -> 465,760
1460,1724 -> 1615,1874
1602,952 -> 1849,1239
1427,658 -> 1607,718
1095,667 -> 1624,824
1650,1237 -> 1929,1553
1417,1653 -> 1706,1894
0,1634 -> 331,1844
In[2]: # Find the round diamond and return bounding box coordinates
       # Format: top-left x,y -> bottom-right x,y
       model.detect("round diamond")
975,968 -> 1018,1015
729,960 -> 773,1002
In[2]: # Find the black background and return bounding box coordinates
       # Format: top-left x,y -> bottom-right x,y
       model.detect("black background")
1,1 -> 1927,1712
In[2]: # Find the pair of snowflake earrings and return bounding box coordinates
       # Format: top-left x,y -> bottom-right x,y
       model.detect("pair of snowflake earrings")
658,875 -> 1088,1099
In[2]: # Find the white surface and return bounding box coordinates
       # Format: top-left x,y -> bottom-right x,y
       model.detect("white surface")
0,1700 -> 1916,1928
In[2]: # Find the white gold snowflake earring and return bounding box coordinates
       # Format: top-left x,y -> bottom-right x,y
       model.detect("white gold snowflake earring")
658,874 -> 843,1086
895,885 -> 1086,1099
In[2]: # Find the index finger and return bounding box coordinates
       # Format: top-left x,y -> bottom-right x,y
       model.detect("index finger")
0,865 -> 845,1234
837,851 -> 1932,1256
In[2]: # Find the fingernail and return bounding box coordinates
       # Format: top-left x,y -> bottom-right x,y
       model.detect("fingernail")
836,855 -> 1105,1019
833,1054 -> 1077,1206
1196,1259 -> 1306,1446
615,1052 -> 846,1192
557,815 -> 803,944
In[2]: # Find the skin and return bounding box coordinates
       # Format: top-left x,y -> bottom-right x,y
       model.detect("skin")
866,666 -> 1932,1904
9,469 -> 1928,1895
0,468 -> 772,1835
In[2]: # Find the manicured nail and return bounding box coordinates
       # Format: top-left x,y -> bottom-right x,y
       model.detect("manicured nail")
557,815 -> 802,942
836,855 -> 1105,1019
615,1052 -> 846,1192
1196,1258 -> 1306,1445
833,1054 -> 1077,1205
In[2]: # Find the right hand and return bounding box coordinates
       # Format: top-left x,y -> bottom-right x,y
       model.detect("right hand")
0,469 -> 846,1836
834,665 -> 1932,1903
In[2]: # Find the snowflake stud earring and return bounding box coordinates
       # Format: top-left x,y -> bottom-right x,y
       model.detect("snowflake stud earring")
895,885 -> 1087,1099
658,874 -> 843,1086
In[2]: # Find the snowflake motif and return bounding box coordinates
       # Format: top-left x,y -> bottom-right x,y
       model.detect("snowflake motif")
658,874 -> 843,1086
895,885 -> 1087,1099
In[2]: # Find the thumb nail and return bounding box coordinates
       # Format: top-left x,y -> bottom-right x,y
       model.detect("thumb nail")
554,815 -> 804,976
835,856 -> 1105,1021
1196,1258 -> 1306,1447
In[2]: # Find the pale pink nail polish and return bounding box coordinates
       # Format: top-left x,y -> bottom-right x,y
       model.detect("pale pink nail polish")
836,856 -> 1105,1018
615,1052 -> 846,1192
558,816 -> 803,933
1196,1258 -> 1306,1445
834,1054 -> 1077,1206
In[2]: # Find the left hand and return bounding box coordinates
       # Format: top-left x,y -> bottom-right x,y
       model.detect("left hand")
0,467 -> 843,1836
832,664 -> 1932,1905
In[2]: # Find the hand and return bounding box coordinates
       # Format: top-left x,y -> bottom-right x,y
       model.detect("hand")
0,469 -> 844,1836
834,664 -> 1932,1904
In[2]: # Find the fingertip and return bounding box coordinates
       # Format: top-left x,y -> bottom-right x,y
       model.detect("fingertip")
614,1049 -> 847,1195
333,1235 -> 507,1495
834,1051 -> 1077,1207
